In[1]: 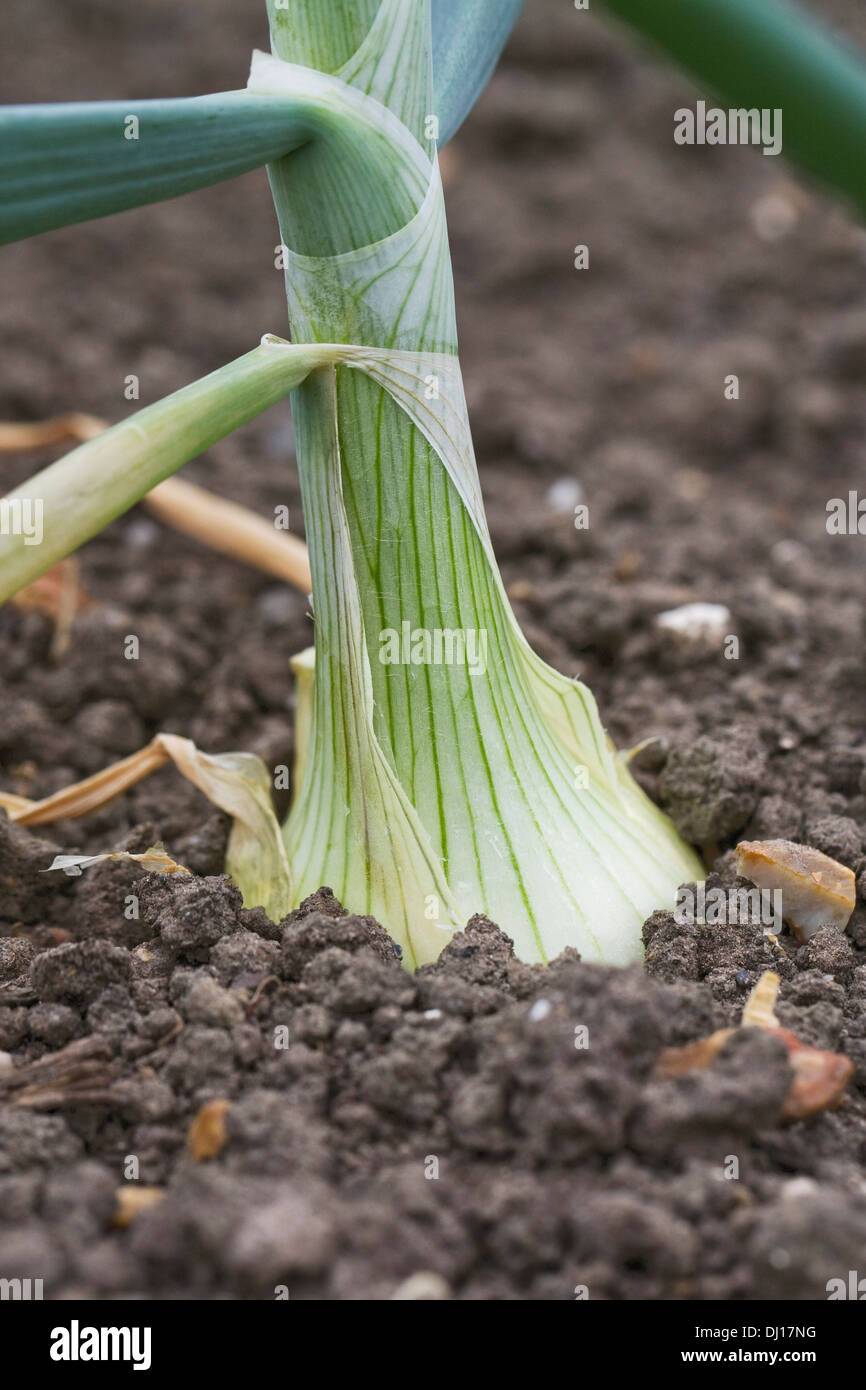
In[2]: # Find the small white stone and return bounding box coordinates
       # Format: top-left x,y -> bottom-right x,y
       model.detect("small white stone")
780,1177 -> 817,1202
125,518 -> 159,549
655,602 -> 731,643
750,191 -> 798,242
528,999 -> 552,1022
423,1009 -> 442,1021
391,1271 -> 452,1301
771,539 -> 806,567
547,477 -> 583,513
768,1247 -> 792,1270
258,587 -> 295,624
0,1052 -> 13,1072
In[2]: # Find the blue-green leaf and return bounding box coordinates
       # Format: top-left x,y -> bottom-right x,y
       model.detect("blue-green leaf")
432,0 -> 526,144
0,89 -> 317,245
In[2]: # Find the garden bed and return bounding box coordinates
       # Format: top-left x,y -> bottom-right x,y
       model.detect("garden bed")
2,0 -> 866,1299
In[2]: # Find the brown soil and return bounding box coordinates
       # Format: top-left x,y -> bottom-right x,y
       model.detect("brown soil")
2,0 -> 866,1300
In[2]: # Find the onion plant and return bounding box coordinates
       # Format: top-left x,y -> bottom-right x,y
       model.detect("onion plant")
2,0 -> 865,967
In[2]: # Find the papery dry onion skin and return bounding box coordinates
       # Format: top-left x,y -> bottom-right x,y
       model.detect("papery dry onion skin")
735,838 -> 856,941
654,970 -> 854,1122
45,843 -> 190,879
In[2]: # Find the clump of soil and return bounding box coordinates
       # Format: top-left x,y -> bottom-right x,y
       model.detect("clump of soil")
1,865 -> 865,1300
4,0 -> 866,1299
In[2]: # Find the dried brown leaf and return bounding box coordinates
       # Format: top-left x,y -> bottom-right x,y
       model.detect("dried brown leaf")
0,412 -> 311,591
654,971 -> 854,1122
12,557 -> 90,658
778,1029 -> 855,1122
46,842 -> 190,878
741,969 -> 781,1029
112,1187 -> 165,1229
654,1029 -> 735,1078
188,1098 -> 231,1161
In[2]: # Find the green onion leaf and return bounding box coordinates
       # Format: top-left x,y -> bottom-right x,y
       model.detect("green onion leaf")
432,0 -> 526,144
0,54 -> 432,246
0,340 -> 335,602
0,91 -> 317,244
